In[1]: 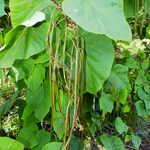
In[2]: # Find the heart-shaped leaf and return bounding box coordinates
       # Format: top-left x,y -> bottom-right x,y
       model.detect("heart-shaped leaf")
62,0 -> 132,41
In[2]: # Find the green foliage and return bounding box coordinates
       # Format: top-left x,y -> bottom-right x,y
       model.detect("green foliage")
99,93 -> 114,116
100,134 -> 125,150
0,137 -> 24,150
0,23 -> 49,68
115,117 -> 129,134
132,135 -> 141,149
0,0 -> 149,149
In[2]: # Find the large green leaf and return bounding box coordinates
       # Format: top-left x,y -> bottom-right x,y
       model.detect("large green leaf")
0,0 -> 6,17
0,137 -> 24,150
62,0 -> 132,41
26,80 -> 51,121
100,134 -> 125,150
0,22 -> 49,68
10,0 -> 55,27
82,31 -> 114,94
115,117 -> 128,134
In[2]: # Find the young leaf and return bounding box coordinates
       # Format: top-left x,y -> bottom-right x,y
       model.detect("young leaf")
62,0 -> 132,41
115,117 -> 128,134
123,105 -> 130,113
132,135 -> 141,149
100,134 -> 125,150
0,137 -> 24,150
81,31 -> 114,94
99,93 -> 114,115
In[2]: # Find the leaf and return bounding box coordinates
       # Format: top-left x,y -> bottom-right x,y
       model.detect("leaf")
109,64 -> 130,90
135,101 -> 147,117
100,134 -> 125,150
17,124 -> 38,148
26,80 -> 51,121
34,52 -> 49,64
123,105 -> 130,113
21,12 -> 45,27
125,57 -> 139,69
0,0 -> 6,17
22,105 -> 38,124
0,137 -> 24,150
107,64 -> 130,104
42,142 -> 62,150
132,135 -> 141,149
82,31 -> 114,94
137,88 -> 150,110
99,93 -> 114,115
115,117 -> 128,134
32,130 -> 51,150
53,112 -> 64,139
70,135 -> 84,150
123,0 -> 136,18
25,65 -> 45,91
117,88 -> 128,105
62,0 -> 132,41
10,0 -> 55,27
0,22 -> 49,68
53,91 -> 68,139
